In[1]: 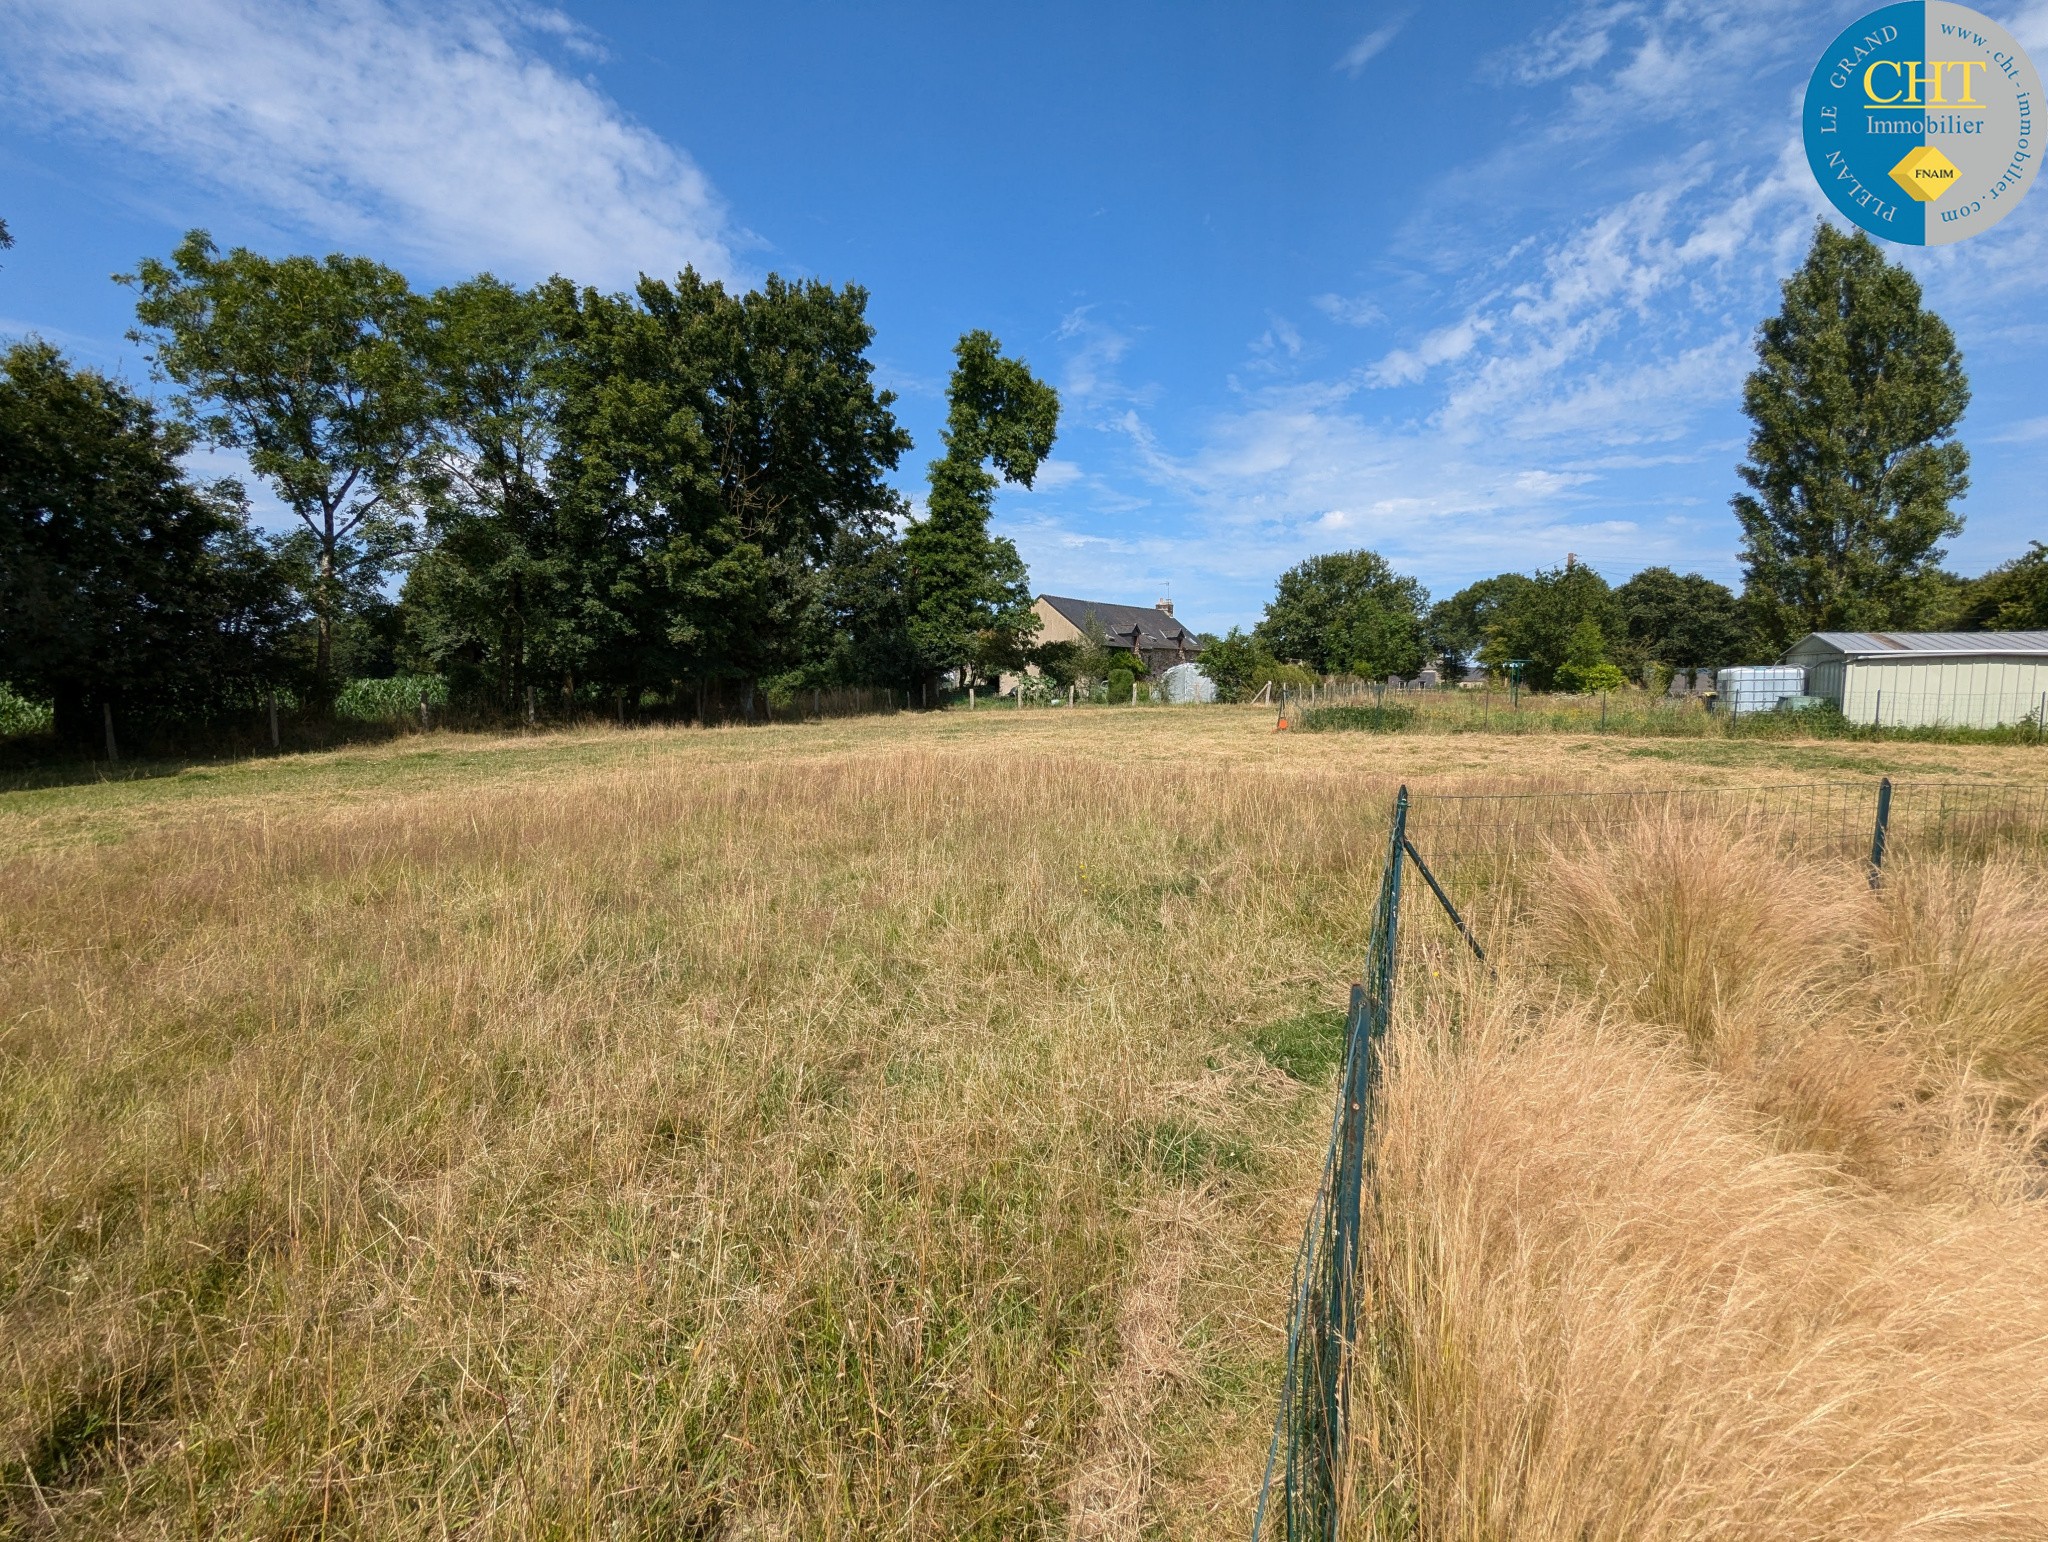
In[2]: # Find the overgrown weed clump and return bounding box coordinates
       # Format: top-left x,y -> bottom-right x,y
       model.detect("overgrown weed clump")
1357,817 -> 2048,1538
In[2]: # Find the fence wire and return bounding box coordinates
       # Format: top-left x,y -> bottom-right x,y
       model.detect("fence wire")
1251,788 -> 1407,1542
1275,674 -> 2048,738
1403,778 -> 2048,881
1248,776 -> 2047,1538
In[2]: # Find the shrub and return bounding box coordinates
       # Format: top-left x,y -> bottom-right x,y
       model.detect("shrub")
1555,659 -> 1628,693
0,682 -> 54,739
1106,668 -> 1134,703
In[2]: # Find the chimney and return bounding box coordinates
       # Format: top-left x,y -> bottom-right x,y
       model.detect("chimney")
1155,597 -> 1173,615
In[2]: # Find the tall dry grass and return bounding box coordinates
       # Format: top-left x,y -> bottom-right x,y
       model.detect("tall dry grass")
0,747 -> 1396,1538
1356,817 -> 2048,1539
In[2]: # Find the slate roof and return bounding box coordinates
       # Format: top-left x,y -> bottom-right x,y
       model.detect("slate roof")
1793,630 -> 2048,659
1039,595 -> 1203,654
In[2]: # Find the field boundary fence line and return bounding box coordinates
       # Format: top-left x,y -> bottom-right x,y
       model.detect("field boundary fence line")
1249,786 -> 1406,1542
1275,674 -> 2048,739
1402,777 -> 2048,890
1248,774 -> 2048,1537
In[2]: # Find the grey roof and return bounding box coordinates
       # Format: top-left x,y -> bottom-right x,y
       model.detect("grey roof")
1039,595 -> 1202,654
1792,630 -> 2048,659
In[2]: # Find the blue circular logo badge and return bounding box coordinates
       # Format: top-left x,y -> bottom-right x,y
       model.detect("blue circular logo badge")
1804,3 -> 2041,244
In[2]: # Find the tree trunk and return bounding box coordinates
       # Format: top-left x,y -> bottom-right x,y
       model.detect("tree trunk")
314,541 -> 335,704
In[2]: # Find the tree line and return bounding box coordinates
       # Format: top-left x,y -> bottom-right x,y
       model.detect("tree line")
1201,225 -> 2045,700
1,228 -> 1055,748
6,219 -> 2046,745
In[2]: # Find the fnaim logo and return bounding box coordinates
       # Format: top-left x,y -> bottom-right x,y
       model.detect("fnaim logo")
1804,3 -> 2040,244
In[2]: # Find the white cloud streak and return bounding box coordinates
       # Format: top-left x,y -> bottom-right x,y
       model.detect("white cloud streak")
0,0 -> 736,286
1336,16 -> 1406,77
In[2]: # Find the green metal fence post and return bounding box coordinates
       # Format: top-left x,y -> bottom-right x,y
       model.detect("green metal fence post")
1868,776 -> 1893,888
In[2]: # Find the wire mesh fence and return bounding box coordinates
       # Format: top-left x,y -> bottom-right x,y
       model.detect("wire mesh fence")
1251,789 -> 1408,1542
1403,778 -> 2048,885
1272,676 -> 2048,740
1247,774 -> 2048,1537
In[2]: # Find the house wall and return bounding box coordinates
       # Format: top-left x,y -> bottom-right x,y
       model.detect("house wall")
1836,658 -> 2048,728
1033,598 -> 1086,646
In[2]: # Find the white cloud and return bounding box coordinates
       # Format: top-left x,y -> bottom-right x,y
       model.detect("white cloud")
1336,16 -> 1406,76
1025,457 -> 1085,490
1990,415 -> 2048,444
1365,314 -> 1489,386
0,0 -> 737,287
2015,0 -> 2048,49
1056,307 -> 1152,408
1311,292 -> 1384,327
1502,0 -> 1632,84
1498,337 -> 1750,446
1247,313 -> 1305,370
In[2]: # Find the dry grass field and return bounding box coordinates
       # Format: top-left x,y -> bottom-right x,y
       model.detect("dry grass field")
2,706 -> 2043,1539
1360,820 -> 2048,1540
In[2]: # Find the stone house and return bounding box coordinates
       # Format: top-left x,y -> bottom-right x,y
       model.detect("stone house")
1032,595 -> 1203,675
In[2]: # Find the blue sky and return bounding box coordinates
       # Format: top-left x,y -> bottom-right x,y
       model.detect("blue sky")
2,0 -> 2044,634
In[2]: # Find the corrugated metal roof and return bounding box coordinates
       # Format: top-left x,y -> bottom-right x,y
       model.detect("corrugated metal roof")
1798,630 -> 2048,658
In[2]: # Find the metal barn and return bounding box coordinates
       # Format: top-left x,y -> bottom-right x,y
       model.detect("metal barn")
1782,631 -> 2048,729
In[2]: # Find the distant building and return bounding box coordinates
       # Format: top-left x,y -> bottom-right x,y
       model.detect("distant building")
1782,630 -> 2048,728
1033,595 -> 1204,676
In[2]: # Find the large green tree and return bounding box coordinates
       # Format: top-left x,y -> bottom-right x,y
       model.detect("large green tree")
0,341 -> 296,745
1734,224 -> 1969,651
1477,562 -> 1620,691
796,520 -> 922,690
1957,543 -> 2048,631
1257,549 -> 1427,677
904,331 -> 1059,685
401,275 -> 575,707
1425,573 -> 1535,675
548,270 -> 911,706
123,232 -> 434,698
1615,566 -> 1749,673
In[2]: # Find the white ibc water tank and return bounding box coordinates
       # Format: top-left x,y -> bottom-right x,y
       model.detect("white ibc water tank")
1160,662 -> 1217,704
1716,665 -> 1807,715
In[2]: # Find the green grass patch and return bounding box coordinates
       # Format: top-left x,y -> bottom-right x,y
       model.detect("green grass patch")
1134,1118 -> 1257,1183
1251,1007 -> 1349,1083
1295,704 -> 1416,734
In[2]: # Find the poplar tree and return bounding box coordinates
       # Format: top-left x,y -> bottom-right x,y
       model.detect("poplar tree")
1734,224 -> 1969,650
904,331 -> 1059,686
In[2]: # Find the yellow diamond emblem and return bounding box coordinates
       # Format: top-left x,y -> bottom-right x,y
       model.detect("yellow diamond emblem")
1890,145 -> 1960,202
